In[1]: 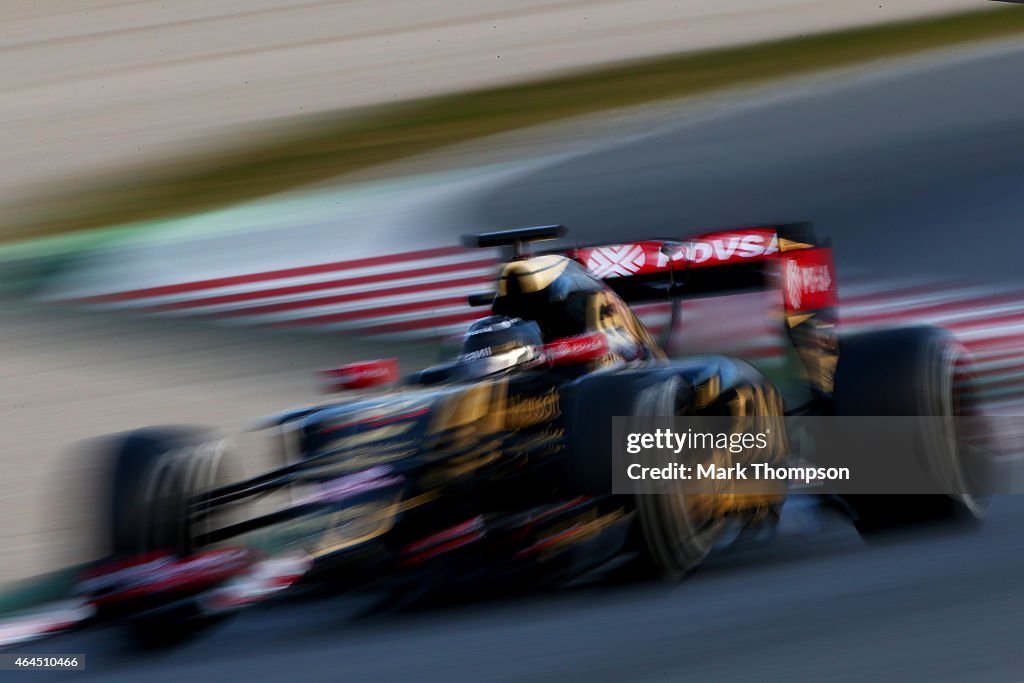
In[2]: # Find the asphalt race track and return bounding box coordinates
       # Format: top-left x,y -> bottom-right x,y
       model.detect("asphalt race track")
16,500 -> 1024,682
13,41 -> 1024,681
476,41 -> 1024,283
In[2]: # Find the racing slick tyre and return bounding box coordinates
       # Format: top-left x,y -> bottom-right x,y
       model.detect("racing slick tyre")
561,373 -> 720,579
99,427 -> 234,643
562,365 -> 784,580
630,372 -> 786,580
832,325 -> 990,533
103,427 -> 228,557
629,376 -> 728,580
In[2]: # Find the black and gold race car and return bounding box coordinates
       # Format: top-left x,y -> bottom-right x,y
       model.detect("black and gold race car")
72,224 -> 991,636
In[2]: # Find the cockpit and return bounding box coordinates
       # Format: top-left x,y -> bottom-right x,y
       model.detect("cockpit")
436,254 -> 659,381
409,251 -> 661,385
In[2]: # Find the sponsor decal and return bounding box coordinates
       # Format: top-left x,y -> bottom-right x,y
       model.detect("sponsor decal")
460,347 -> 493,362
467,318 -> 515,335
572,228 -> 779,278
682,230 -> 778,266
781,248 -> 837,312
543,333 -> 609,365
585,244 -> 647,277
504,388 -> 562,428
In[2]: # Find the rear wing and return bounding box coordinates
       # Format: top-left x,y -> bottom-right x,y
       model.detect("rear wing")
555,223 -> 837,320
560,223 -> 840,402
459,223 -> 837,319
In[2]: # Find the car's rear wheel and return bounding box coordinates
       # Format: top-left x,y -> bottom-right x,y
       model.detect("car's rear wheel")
832,326 -> 990,532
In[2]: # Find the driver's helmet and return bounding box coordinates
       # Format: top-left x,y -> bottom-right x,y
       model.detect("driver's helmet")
455,315 -> 543,379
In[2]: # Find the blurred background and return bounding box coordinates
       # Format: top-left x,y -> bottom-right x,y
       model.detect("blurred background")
3,1 -> 1024,679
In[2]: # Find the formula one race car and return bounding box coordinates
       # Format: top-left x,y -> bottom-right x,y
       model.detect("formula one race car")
64,223 -> 991,637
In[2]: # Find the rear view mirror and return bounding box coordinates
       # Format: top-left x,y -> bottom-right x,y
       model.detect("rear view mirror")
320,359 -> 399,391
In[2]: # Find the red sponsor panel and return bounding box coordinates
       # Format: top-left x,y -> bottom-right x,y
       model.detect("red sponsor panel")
79,547 -> 254,606
320,358 -> 399,390
570,228 -> 780,279
681,228 -> 780,268
573,242 -> 661,278
781,247 -> 837,313
543,333 -> 609,365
